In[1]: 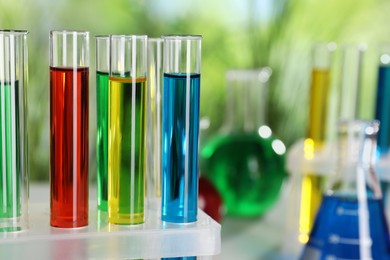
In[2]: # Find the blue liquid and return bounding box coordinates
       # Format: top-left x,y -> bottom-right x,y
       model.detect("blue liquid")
162,73 -> 200,223
301,195 -> 390,259
162,257 -> 196,260
375,65 -> 390,155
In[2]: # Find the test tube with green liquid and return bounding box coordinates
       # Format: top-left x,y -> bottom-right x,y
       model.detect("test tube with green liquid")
96,35 -> 109,211
108,35 -> 147,225
0,30 -> 29,232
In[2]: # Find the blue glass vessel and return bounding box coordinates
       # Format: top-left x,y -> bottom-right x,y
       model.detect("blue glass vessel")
302,195 -> 390,259
161,257 -> 196,260
301,120 -> 390,259
375,65 -> 390,156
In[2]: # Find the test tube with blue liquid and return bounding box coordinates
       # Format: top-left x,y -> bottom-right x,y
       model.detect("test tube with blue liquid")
161,35 -> 202,223
301,120 -> 390,259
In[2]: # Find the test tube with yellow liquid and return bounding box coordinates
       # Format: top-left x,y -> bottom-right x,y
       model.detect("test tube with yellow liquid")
108,35 -> 148,225
298,43 -> 336,244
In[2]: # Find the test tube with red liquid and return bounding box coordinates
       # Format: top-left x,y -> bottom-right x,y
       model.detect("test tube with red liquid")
50,30 -> 89,228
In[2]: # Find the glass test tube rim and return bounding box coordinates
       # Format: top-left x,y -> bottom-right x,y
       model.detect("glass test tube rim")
340,42 -> 367,52
376,42 -> 390,54
95,35 -> 109,73
95,35 -> 109,39
50,30 -> 90,68
50,30 -> 89,37
162,35 -> 202,41
148,38 -> 163,43
0,30 -> 28,35
312,41 -> 337,51
226,67 -> 272,83
338,119 -> 380,133
110,34 -> 147,40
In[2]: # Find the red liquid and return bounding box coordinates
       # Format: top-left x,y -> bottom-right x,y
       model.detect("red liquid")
50,67 -> 89,228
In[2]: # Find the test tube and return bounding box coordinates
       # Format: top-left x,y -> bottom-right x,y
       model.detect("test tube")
108,35 -> 147,225
299,42 -> 335,243
95,35 -> 109,211
161,35 -> 202,223
146,38 -> 163,207
0,30 -> 29,232
338,44 -> 365,120
50,30 -> 89,228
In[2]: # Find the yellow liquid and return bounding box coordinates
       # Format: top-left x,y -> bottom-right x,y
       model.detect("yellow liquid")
299,69 -> 330,243
307,69 -> 330,144
108,76 -> 146,225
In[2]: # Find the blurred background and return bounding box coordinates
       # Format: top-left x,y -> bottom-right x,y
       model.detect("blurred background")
0,0 -> 389,181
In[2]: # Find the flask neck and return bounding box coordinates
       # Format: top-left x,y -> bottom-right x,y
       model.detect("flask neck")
338,44 -> 365,121
330,120 -> 381,198
222,68 -> 271,133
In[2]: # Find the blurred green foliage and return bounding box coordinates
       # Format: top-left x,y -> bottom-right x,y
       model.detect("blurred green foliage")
1,0 -> 390,181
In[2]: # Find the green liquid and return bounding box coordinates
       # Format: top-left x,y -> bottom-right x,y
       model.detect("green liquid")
108,77 -> 146,225
0,81 -> 22,219
96,71 -> 109,211
201,132 -> 286,217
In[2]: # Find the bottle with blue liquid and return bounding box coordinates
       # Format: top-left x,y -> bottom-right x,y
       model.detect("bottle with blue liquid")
375,49 -> 390,157
374,47 -> 390,205
301,120 -> 390,259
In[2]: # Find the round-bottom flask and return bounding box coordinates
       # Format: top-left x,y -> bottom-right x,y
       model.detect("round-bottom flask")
201,69 -> 287,217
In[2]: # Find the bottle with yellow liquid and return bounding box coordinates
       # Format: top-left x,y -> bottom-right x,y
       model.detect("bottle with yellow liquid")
283,43 -> 336,257
284,43 -> 366,257
298,43 -> 336,244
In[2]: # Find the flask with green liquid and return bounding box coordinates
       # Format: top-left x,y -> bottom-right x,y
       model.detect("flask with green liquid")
200,68 -> 287,217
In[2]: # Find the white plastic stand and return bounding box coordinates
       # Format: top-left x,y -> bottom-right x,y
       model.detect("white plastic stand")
286,139 -> 337,177
0,185 -> 221,260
